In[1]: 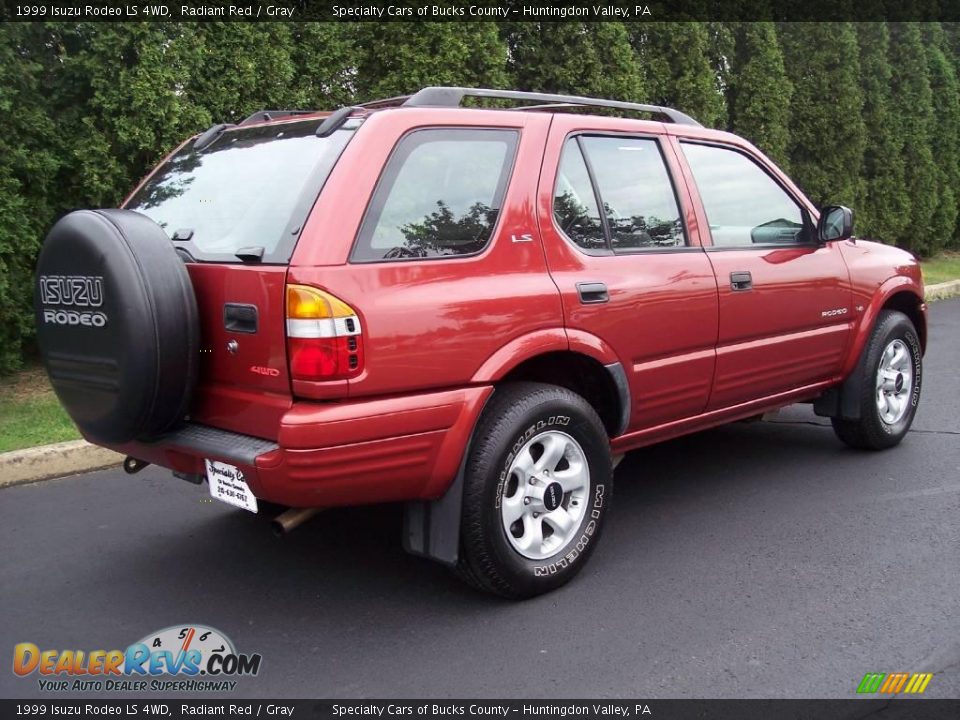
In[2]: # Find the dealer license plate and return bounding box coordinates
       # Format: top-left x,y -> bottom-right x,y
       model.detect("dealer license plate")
205,460 -> 258,513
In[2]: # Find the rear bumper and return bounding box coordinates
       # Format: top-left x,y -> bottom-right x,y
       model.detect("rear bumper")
106,385 -> 493,507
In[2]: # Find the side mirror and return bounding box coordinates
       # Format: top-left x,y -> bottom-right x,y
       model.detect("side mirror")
818,205 -> 854,244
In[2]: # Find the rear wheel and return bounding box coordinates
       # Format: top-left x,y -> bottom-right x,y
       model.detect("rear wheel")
457,382 -> 613,599
831,310 -> 922,450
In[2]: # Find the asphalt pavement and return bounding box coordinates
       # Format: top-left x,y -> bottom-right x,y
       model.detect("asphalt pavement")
2,299 -> 958,700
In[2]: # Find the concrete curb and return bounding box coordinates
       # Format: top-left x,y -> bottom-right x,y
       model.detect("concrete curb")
1,279 -> 957,489
0,440 -> 122,488
926,279 -> 960,302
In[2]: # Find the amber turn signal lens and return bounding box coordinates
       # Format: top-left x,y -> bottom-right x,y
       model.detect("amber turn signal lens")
286,284 -> 356,319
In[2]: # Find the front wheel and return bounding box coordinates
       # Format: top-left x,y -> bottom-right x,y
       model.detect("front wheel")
831,310 -> 922,450
457,382 -> 613,599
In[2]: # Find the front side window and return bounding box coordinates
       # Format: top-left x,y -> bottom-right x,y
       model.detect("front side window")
681,142 -> 810,247
352,128 -> 517,262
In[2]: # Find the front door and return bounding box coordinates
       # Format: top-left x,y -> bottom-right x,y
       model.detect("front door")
538,116 -> 719,432
674,138 -> 853,409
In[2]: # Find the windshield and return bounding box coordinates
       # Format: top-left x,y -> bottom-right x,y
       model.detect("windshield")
125,118 -> 358,263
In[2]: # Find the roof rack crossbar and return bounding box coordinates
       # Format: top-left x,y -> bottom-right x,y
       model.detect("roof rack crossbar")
506,102 -> 593,112
401,87 -> 702,127
356,94 -> 412,109
239,109 -> 315,126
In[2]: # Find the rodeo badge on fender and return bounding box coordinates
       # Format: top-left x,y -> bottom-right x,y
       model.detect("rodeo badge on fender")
12,624 -> 262,693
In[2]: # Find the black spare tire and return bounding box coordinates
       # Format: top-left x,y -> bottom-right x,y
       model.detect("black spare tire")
34,209 -> 199,444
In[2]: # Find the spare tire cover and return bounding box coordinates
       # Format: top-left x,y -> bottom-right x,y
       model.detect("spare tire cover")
34,209 -> 199,444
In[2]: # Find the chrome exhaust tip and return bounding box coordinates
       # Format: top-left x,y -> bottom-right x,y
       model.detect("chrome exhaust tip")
123,456 -> 150,474
271,507 -> 322,536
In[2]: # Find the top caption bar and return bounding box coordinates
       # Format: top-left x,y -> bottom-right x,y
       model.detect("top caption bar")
2,0 -> 957,22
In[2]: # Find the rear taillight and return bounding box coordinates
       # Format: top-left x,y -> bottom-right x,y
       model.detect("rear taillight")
286,284 -> 364,381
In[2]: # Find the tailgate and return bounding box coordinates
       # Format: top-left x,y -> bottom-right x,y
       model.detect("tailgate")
186,263 -> 292,440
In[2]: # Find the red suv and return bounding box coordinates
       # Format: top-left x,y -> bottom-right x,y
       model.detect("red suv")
35,87 -> 926,598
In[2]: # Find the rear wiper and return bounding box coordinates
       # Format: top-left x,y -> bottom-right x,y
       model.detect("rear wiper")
235,246 -> 265,263
170,228 -> 197,263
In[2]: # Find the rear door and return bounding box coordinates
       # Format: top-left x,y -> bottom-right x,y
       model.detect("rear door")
123,117 -> 357,439
538,115 -> 719,431
673,138 -> 853,409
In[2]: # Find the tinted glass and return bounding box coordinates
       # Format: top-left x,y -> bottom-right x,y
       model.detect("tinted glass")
581,136 -> 686,250
352,129 -> 517,262
125,119 -> 356,263
553,140 -> 606,251
681,142 -> 809,247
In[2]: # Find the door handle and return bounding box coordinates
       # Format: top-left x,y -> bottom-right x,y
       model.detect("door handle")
223,303 -> 258,334
730,271 -> 753,291
577,282 -> 609,304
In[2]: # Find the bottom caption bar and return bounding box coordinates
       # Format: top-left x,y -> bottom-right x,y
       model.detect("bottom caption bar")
4,700 -> 959,720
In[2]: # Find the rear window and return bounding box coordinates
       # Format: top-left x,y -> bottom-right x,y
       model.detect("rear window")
351,128 -> 518,262
125,118 -> 357,263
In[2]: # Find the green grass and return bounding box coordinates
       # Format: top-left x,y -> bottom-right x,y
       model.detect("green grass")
922,251 -> 960,286
0,367 -> 80,453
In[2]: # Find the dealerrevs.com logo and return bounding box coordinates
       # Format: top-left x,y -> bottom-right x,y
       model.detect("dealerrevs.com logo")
13,624 -> 262,692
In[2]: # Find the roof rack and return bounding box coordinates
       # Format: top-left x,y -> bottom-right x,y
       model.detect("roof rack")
357,94 -> 411,109
239,109 -> 315,126
400,87 -> 702,127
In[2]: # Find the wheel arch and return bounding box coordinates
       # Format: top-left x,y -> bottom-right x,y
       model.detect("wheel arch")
882,290 -> 926,352
499,351 -> 629,438
817,282 -> 925,421
844,279 -> 925,378
472,329 -> 629,437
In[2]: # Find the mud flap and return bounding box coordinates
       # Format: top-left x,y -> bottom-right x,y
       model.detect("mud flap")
402,448 -> 468,566
814,352 -> 866,421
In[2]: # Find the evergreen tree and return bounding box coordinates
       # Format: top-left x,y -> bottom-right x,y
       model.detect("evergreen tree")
40,23 -> 208,207
182,24 -> 360,118
780,22 -> 865,208
287,23 -> 359,108
631,22 -> 725,127
727,22 -> 792,169
888,22 -> 938,255
354,23 -> 508,100
923,23 -> 960,252
0,24 -> 58,372
855,22 -> 908,243
705,22 -> 735,129
180,23 -> 298,123
503,22 -> 643,101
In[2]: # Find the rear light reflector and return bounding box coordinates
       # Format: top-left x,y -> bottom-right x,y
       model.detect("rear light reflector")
286,284 -> 363,381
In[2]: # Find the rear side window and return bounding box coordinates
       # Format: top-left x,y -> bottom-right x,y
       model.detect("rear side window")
553,136 -> 687,253
125,119 -> 357,263
554,141 -> 606,251
352,128 -> 518,262
581,137 -> 686,250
